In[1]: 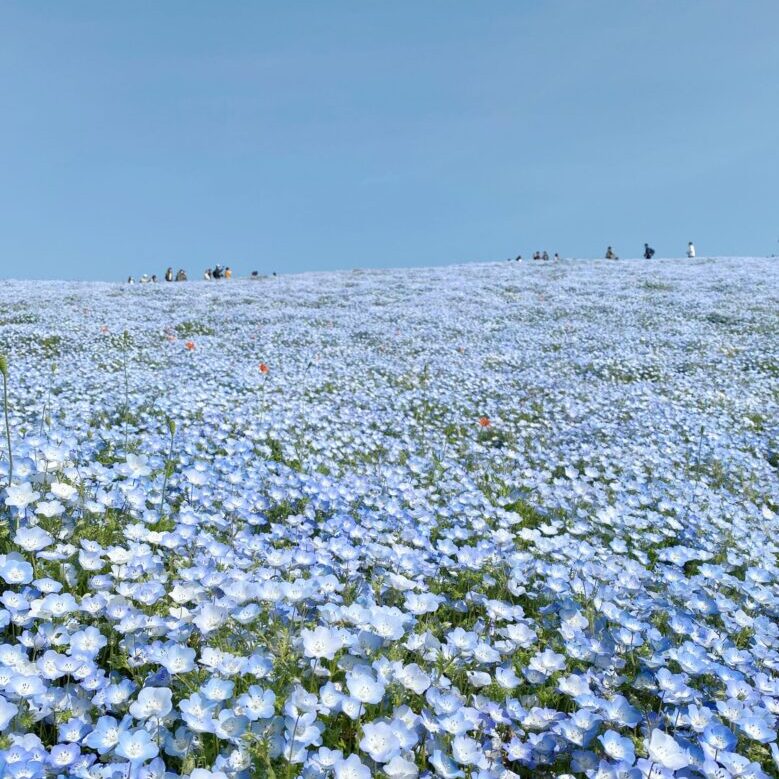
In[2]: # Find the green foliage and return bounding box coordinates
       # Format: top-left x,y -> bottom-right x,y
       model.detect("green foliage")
175,320 -> 215,338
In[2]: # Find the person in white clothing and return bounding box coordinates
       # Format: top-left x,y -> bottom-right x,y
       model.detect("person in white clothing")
687,241 -> 696,258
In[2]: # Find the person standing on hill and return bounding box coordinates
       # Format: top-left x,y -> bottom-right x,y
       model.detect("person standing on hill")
687,241 -> 696,258
165,267 -> 173,282
605,246 -> 618,259
644,243 -> 655,259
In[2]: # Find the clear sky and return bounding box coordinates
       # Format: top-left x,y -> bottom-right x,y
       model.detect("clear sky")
1,1 -> 778,280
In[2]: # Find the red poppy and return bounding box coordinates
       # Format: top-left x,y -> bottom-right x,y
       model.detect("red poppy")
478,416 -> 491,428
258,362 -> 269,374
184,340 -> 196,351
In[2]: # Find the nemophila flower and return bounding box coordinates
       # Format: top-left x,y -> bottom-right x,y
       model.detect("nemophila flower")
0,695 -> 19,729
4,482 -> 39,509
193,603 -> 227,634
601,695 -> 642,728
49,742 -> 80,769
49,480 -> 78,501
58,717 -> 90,742
687,703 -> 714,732
129,687 -> 173,720
159,643 -> 196,674
495,664 -> 521,689
346,668 -> 385,704
7,673 -> 46,698
599,730 -> 636,764
333,753 -> 372,779
116,727 -> 159,763
359,720 -> 401,762
201,677 -> 234,702
384,754 -> 419,779
430,748 -> 465,778
647,728 -> 690,771
701,723 -> 737,753
180,692 -> 218,733
69,626 -> 108,657
467,670 -> 491,688
214,709 -> 249,741
446,627 -> 478,653
451,735 -> 487,768
737,713 -> 776,743
101,678 -> 137,708
0,554 -> 34,585
717,698 -> 744,723
236,685 -> 275,721
301,625 -> 346,660
526,648 -> 566,679
13,526 -> 53,552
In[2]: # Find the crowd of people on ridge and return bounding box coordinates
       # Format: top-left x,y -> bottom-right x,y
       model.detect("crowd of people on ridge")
126,267 -> 273,284
510,242 -> 697,262
127,242 -> 700,283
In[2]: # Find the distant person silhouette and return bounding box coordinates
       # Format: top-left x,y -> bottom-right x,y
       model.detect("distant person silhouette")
687,241 -> 696,258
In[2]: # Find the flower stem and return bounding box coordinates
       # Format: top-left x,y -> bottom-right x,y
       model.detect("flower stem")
2,369 -> 12,488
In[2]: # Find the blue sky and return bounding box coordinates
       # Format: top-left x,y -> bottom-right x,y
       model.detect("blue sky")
1,1 -> 778,280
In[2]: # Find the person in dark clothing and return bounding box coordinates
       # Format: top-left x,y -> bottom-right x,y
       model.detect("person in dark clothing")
165,267 -> 173,282
212,265 -> 223,280
643,243 -> 655,259
605,246 -> 617,260
175,269 -> 187,281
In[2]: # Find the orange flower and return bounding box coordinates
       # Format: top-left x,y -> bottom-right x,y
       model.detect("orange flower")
478,416 -> 491,428
184,340 -> 196,351
258,362 -> 269,374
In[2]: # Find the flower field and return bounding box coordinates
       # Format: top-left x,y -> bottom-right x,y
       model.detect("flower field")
0,257 -> 778,779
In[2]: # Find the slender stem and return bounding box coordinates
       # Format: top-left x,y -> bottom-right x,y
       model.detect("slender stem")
286,713 -> 302,779
2,371 -> 12,488
158,430 -> 176,521
121,331 -> 131,455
